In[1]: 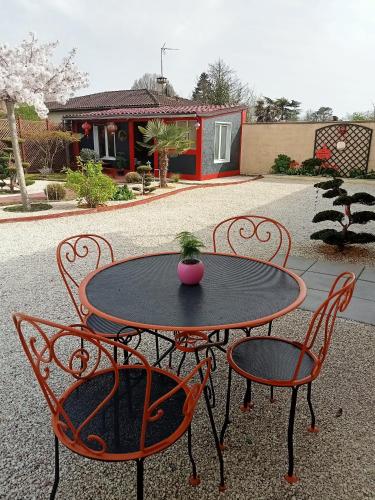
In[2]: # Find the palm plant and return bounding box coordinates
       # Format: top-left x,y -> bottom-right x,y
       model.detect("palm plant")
138,120 -> 192,188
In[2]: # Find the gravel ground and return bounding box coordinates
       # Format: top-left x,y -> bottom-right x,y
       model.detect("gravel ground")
1,176 -> 374,499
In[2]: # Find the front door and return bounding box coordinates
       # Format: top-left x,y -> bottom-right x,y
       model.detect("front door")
134,121 -> 153,168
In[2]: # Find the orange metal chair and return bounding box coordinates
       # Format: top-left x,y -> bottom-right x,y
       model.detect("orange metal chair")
212,215 -> 293,402
212,215 -> 292,267
56,234 -> 136,340
219,271 -> 355,483
212,214 -> 292,335
13,313 -> 225,500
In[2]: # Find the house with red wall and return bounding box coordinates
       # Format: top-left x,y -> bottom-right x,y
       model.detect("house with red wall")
47,89 -> 246,181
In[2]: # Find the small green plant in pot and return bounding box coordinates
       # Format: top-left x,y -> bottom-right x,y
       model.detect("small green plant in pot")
175,231 -> 205,285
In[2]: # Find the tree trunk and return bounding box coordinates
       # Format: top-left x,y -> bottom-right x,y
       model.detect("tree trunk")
5,100 -> 31,210
159,150 -> 169,188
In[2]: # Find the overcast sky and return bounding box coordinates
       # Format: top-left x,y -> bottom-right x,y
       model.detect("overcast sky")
2,0 -> 375,117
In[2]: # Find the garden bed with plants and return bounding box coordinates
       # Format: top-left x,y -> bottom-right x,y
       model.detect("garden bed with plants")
271,154 -> 375,179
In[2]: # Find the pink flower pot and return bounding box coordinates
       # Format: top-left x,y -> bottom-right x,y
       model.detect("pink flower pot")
177,259 -> 204,285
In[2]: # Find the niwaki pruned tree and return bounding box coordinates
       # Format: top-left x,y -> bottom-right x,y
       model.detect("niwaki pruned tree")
311,178 -> 375,250
0,33 -> 88,209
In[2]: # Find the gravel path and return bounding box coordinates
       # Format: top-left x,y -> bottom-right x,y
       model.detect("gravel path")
1,176 -> 374,499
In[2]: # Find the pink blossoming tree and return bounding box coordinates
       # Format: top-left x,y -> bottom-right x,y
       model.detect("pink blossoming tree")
0,33 -> 88,209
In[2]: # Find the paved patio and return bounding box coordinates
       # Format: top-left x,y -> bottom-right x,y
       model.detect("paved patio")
276,255 -> 375,325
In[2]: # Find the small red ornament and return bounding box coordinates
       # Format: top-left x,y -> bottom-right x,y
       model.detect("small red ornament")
107,122 -> 118,135
81,121 -> 92,136
316,144 -> 332,160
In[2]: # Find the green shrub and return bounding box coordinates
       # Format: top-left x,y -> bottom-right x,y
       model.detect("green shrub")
170,173 -> 181,183
125,171 -> 142,183
116,153 -> 128,171
44,183 -> 66,200
271,154 -> 292,174
78,148 -> 99,163
25,178 -> 35,186
300,157 -> 323,175
66,160 -> 116,208
112,184 -> 135,201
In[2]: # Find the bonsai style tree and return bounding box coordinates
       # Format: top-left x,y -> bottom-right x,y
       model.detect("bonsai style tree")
133,163 -> 156,195
0,33 -> 88,209
138,120 -> 192,188
311,178 -> 375,250
175,231 -> 205,264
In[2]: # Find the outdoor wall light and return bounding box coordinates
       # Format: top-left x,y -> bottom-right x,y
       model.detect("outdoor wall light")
336,141 -> 346,151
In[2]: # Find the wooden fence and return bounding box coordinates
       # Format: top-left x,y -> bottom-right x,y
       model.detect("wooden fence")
0,118 -> 69,172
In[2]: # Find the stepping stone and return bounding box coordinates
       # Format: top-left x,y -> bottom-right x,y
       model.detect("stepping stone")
298,289 -> 375,325
289,268 -> 305,276
353,280 -> 375,301
308,260 -> 364,277
338,297 -> 375,325
298,289 -> 326,313
358,267 -> 375,283
273,254 -> 316,271
302,271 -> 334,292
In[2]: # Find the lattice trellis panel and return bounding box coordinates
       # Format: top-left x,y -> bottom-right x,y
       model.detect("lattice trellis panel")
0,118 -> 68,171
314,123 -> 372,177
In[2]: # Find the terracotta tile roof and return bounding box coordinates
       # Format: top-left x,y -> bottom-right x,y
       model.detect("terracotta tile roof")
65,104 -> 246,120
47,89 -> 195,112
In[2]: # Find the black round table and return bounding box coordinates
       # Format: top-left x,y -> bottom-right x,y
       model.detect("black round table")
79,252 -> 306,332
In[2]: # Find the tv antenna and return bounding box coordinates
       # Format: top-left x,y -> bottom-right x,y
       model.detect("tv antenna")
157,42 -> 179,86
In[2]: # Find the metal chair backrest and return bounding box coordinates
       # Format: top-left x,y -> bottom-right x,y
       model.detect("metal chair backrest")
56,234 -> 115,321
212,215 -> 292,267
13,313 -> 211,459
292,272 -> 355,382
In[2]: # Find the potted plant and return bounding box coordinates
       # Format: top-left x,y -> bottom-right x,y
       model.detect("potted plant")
175,231 -> 205,285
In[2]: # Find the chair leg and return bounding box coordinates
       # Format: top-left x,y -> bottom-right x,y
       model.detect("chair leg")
267,321 -> 276,402
194,351 -> 226,492
136,458 -> 144,500
187,424 -> 201,486
219,366 -> 233,449
307,382 -> 319,433
155,335 -> 160,367
267,320 -> 273,336
240,378 -> 253,412
50,435 -> 59,500
284,386 -> 299,484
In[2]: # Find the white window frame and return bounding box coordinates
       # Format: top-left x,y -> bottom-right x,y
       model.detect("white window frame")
214,122 -> 232,163
93,125 -> 116,160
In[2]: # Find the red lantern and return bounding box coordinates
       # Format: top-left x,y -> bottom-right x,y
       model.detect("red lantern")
338,125 -> 347,137
107,122 -> 118,135
316,144 -> 332,160
81,121 -> 92,136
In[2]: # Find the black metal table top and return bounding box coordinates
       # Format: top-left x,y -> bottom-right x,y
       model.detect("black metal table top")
79,252 -> 306,332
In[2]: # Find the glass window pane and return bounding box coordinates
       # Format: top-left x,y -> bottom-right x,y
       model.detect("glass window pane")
214,125 -> 220,159
220,125 -> 227,159
98,125 -> 106,157
107,129 -> 115,157
187,121 -> 196,148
